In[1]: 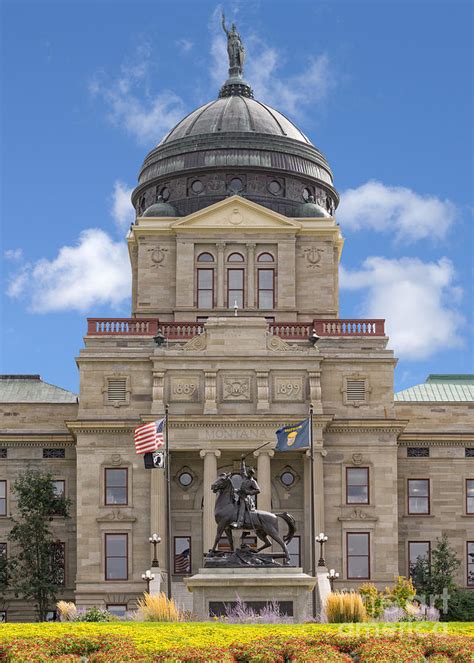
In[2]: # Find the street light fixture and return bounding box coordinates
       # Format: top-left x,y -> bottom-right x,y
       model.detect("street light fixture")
149,533 -> 162,567
327,568 -> 339,591
141,569 -> 155,593
316,532 -> 328,566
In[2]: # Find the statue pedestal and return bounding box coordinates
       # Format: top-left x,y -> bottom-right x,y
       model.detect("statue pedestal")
184,567 -> 316,623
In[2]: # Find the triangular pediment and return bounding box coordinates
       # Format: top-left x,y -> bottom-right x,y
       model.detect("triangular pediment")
171,196 -> 302,232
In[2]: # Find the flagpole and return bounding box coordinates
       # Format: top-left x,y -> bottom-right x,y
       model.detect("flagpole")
165,404 -> 172,600
309,402 -> 317,620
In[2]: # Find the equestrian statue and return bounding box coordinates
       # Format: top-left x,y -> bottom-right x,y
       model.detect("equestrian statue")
207,454 -> 296,567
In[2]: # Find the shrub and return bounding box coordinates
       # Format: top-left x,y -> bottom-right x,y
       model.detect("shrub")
75,606 -> 112,622
359,583 -> 385,618
325,591 -> 367,623
56,600 -> 77,622
356,637 -> 426,662
221,597 -> 291,624
384,575 -> 416,608
443,587 -> 474,622
136,591 -> 184,622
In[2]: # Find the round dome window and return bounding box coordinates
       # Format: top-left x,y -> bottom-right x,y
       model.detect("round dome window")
178,471 -> 193,487
191,180 -> 204,194
280,471 -> 295,487
268,180 -> 282,195
228,177 -> 244,193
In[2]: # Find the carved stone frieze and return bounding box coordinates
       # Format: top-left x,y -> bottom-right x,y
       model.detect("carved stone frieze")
302,246 -> 324,269
96,510 -> 136,523
170,377 -> 200,402
181,333 -> 207,352
222,376 -> 251,401
338,509 -> 378,522
267,335 -> 304,353
273,376 -> 304,401
148,246 -> 168,268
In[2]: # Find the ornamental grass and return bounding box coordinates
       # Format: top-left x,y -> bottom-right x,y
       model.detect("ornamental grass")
325,590 -> 367,623
136,592 -> 185,622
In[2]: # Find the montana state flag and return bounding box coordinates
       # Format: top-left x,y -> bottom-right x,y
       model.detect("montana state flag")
275,418 -> 310,451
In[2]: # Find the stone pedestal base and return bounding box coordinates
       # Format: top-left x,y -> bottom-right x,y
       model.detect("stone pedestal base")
184,567 -> 316,623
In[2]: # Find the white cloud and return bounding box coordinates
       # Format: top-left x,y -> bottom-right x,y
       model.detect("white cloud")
89,45 -> 186,146
337,180 -> 457,243
176,38 -> 193,54
4,248 -> 23,261
340,256 -> 463,360
111,181 -> 135,232
209,12 -> 333,118
7,229 -> 130,313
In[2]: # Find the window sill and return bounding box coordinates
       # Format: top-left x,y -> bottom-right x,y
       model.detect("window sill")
403,514 -> 435,518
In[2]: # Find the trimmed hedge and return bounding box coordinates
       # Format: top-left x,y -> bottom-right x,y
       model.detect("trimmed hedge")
0,626 -> 473,662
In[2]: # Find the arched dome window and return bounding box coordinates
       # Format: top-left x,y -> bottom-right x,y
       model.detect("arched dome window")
197,252 -> 215,262
257,252 -> 274,262
227,252 -> 244,262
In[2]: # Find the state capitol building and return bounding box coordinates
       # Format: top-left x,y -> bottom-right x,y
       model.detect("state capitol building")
1,25 -> 473,622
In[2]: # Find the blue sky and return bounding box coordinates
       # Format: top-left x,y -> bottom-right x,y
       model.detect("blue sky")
1,0 -> 473,393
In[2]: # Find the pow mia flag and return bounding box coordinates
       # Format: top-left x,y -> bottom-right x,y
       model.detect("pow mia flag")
143,450 -> 165,470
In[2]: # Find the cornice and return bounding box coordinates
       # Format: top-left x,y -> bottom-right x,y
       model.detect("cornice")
398,436 -> 474,447
0,434 -> 74,447
327,419 -> 408,434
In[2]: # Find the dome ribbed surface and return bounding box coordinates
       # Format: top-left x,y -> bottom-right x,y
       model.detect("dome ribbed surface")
159,96 -> 312,146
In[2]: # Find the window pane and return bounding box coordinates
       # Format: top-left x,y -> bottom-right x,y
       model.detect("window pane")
228,253 -> 244,262
258,270 -> 273,288
0,483 -> 5,499
198,269 -> 213,288
347,468 -> 368,504
197,252 -> 214,262
228,269 -> 243,288
409,497 -> 429,514
467,480 -> 474,513
468,497 -> 474,514
106,558 -> 127,580
347,485 -> 368,504
287,537 -> 300,567
409,542 -> 429,567
106,535 -> 127,557
106,469 -> 127,487
106,486 -> 127,504
107,604 -> 127,617
348,556 -> 369,578
409,480 -> 429,497
347,533 -> 368,556
347,469 -> 368,485
259,292 -> 273,309
468,543 -> 474,585
174,537 -> 191,574
198,291 -> 212,308
258,253 -> 274,262
52,481 -> 65,497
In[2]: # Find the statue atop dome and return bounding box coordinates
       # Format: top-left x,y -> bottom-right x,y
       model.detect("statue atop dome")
222,13 -> 245,77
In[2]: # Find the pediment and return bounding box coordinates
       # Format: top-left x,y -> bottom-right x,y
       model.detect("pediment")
171,196 -> 301,232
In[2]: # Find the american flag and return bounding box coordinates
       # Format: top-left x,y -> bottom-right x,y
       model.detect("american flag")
134,418 -> 165,455
174,548 -> 191,574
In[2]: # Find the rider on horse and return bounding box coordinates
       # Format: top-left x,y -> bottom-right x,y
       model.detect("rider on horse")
232,457 -> 260,528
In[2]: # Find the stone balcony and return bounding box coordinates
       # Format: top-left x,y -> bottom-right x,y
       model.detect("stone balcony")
86,318 -> 385,339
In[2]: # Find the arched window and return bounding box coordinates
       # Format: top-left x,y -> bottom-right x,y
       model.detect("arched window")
227,252 -> 244,262
197,252 -> 215,262
257,252 -> 274,262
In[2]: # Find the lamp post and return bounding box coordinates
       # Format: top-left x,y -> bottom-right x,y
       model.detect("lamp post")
327,568 -> 339,591
316,532 -> 328,566
149,533 -> 162,568
141,569 -> 155,594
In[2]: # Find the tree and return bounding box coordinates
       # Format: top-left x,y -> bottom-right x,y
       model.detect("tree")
7,469 -> 71,621
411,534 -> 461,615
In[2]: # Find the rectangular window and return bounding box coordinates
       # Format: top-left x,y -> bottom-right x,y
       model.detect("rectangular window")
0,449 -> 6,459
346,467 -> 369,504
53,480 -> 65,497
0,481 -> 6,516
0,543 -> 7,587
467,480 -> 474,514
50,542 -> 65,586
288,535 -> 301,567
43,448 -> 65,459
466,449 -> 474,458
227,268 -> 244,308
258,269 -> 274,309
347,532 -> 370,579
107,604 -> 128,617
105,533 -> 128,580
174,536 -> 191,575
408,479 -> 430,514
468,542 -> 474,586
0,611 -> 5,623
408,541 -> 430,576
105,468 -> 128,505
407,447 -> 430,458
197,268 -> 214,309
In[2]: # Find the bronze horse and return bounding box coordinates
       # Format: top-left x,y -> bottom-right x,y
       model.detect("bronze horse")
210,472 -> 295,563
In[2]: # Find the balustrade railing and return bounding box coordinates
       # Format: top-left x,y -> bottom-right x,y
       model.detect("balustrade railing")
87,318 -> 385,338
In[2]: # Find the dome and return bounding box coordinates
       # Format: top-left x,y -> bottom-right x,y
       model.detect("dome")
142,201 -> 178,217
159,96 -> 312,146
132,23 -> 338,220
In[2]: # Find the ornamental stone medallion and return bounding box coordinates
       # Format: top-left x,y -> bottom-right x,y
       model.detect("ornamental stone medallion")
222,376 -> 251,401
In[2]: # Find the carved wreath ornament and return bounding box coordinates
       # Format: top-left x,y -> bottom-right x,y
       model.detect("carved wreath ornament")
148,246 -> 168,268
302,246 -> 324,269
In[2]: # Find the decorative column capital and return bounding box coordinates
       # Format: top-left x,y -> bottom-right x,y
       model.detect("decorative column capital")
216,241 -> 226,251
305,448 -> 327,458
253,449 -> 274,459
246,242 -> 256,249
200,449 -> 221,459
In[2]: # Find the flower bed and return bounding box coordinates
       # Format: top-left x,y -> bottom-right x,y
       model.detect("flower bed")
0,623 -> 473,661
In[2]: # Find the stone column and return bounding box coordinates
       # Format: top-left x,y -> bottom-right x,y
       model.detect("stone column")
150,470 -> 167,568
256,371 -> 270,412
200,449 -> 221,555
204,371 -> 217,415
216,242 -> 226,309
175,240 -> 195,308
246,243 -> 256,308
253,449 -> 274,512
